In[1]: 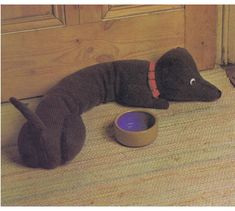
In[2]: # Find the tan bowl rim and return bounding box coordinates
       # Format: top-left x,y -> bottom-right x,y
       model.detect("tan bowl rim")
114,110 -> 157,134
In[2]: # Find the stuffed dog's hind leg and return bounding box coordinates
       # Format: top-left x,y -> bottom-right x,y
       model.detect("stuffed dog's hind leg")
10,96 -> 86,169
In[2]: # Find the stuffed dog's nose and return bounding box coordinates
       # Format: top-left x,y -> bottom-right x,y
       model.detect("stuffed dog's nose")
198,78 -> 222,102
216,89 -> 222,98
206,86 -> 222,101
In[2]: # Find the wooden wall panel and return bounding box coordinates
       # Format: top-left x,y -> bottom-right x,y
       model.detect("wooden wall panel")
1,5 -> 66,33
102,5 -> 183,20
1,5 -> 52,20
185,5 -> 217,70
2,9 -> 184,102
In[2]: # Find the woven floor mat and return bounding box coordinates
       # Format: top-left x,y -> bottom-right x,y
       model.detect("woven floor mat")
1,68 -> 235,205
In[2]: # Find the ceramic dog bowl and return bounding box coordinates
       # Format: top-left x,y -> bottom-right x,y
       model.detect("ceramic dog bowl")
114,111 -> 157,147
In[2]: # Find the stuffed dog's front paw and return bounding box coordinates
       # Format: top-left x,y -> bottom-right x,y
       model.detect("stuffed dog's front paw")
153,98 -> 169,109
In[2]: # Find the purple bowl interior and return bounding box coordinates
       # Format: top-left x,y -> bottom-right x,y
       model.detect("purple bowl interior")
117,111 -> 155,132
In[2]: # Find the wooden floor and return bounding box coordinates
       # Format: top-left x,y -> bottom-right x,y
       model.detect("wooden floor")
1,68 -> 235,205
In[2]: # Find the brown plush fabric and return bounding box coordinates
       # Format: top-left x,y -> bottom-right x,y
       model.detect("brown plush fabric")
9,47 -> 222,169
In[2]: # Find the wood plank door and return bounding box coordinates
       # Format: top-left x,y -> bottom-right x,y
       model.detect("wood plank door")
1,5 -> 217,146
1,5 -> 217,102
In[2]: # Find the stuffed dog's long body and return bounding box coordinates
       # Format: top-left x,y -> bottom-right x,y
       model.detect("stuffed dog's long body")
10,48 -> 221,169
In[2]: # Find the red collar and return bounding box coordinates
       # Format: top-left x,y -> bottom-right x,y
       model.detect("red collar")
148,61 -> 160,98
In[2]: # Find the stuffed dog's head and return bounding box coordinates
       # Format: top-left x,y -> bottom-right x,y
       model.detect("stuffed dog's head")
156,47 -> 222,102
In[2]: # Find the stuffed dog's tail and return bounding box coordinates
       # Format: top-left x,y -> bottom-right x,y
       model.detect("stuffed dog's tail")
9,97 -> 46,130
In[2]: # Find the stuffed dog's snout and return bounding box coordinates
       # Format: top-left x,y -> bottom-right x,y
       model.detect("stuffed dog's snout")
197,79 -> 222,101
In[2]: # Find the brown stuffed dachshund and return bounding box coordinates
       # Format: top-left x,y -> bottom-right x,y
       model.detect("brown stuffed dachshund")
10,47 -> 222,169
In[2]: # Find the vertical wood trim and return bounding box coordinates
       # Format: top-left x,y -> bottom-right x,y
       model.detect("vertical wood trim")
52,5 -> 66,24
101,5 -> 110,18
216,5 -> 223,65
222,5 -> 229,65
228,5 -> 235,63
79,5 -> 102,24
185,5 -> 217,70
65,5 -> 80,25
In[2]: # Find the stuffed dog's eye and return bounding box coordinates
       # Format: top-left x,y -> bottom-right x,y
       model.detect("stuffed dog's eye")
190,78 -> 196,86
